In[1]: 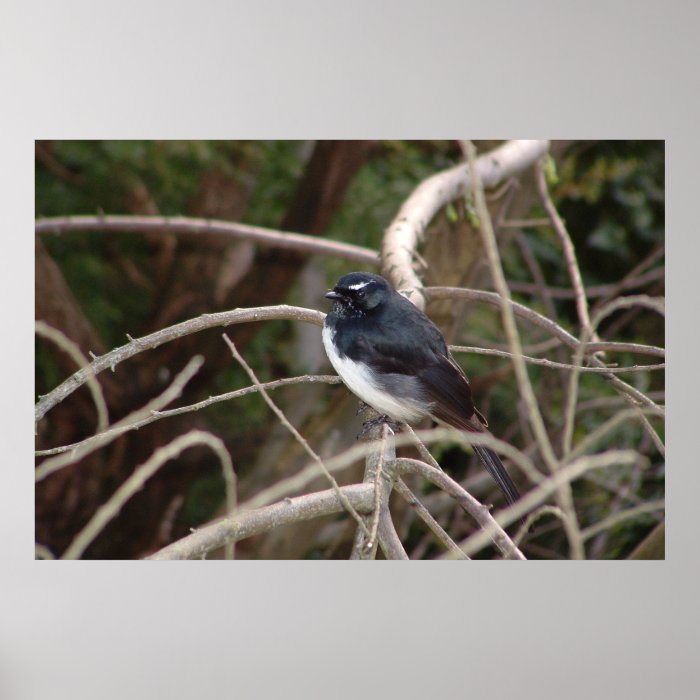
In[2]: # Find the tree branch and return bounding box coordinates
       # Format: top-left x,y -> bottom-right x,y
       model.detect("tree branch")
381,139 -> 549,308
36,355 -> 205,482
35,321 -> 109,433
35,304 -> 325,423
35,214 -> 379,266
224,335 -> 370,538
62,430 -> 235,559
146,484 -> 375,560
389,457 -> 526,560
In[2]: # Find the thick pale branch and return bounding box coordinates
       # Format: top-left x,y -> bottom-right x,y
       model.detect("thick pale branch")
381,140 -> 549,308
146,484 -> 375,560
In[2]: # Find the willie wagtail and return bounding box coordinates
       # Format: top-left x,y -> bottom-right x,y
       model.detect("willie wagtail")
322,271 -> 521,509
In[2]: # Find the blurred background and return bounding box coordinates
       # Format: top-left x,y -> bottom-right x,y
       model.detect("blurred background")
35,140 -> 664,559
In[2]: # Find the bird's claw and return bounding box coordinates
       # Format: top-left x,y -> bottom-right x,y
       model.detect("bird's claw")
357,414 -> 400,439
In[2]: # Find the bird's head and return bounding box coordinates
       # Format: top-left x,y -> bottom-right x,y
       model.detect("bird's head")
325,272 -> 392,313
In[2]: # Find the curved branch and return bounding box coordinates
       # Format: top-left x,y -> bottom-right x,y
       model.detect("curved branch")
35,305 -> 325,422
35,215 -> 380,266
381,139 -> 550,308
35,321 -> 109,432
63,430 -> 235,559
427,287 -> 665,358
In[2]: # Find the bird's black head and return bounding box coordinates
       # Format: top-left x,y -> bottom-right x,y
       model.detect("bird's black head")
325,272 -> 392,314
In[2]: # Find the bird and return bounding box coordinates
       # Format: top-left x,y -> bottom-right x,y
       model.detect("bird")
322,270 -> 521,511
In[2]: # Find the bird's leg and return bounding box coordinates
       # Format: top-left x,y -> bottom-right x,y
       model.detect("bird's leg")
355,400 -> 371,416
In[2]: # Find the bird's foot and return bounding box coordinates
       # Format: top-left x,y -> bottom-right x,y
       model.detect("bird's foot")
358,414 -> 401,439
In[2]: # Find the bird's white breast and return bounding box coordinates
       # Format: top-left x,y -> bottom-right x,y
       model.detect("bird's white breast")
322,324 -> 425,422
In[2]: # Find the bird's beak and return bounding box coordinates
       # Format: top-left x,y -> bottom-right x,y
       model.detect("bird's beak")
325,290 -> 344,301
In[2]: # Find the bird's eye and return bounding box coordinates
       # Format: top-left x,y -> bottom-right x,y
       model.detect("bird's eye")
356,289 -> 365,298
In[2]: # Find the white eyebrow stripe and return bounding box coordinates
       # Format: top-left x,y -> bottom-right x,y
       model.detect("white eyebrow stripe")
348,281 -> 371,290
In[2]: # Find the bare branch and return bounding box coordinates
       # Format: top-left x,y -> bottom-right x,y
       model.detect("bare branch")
62,430 -> 235,559
35,320 -> 109,433
35,214 -> 379,266
36,356 -> 205,482
35,304 -> 325,422
450,344 -> 664,374
146,484 -> 375,560
350,422 -> 399,559
389,457 -> 526,560
451,449 -> 648,558
381,140 -> 550,308
223,335 -> 370,538
535,160 -> 598,341
36,374 -> 341,457
393,478 -> 469,559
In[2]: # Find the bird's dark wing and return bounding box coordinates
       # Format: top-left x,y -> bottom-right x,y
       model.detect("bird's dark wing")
341,304 -> 448,375
417,352 -> 485,429
338,300 -> 522,510
419,352 -> 522,508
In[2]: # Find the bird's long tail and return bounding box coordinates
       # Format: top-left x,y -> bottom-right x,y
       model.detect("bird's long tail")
472,444 -> 521,507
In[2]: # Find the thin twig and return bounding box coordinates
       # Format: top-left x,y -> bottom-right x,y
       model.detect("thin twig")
36,214 -> 379,266
535,160 -> 598,342
223,335 -> 370,538
36,355 -> 205,482
35,304 -> 326,422
580,500 -> 665,541
401,423 -> 442,469
393,478 -> 469,559
449,449 -> 647,558
35,320 -> 109,433
389,457 -> 526,560
449,345 -> 664,374
465,141 -> 584,559
62,430 -> 235,559
36,374 -> 341,457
